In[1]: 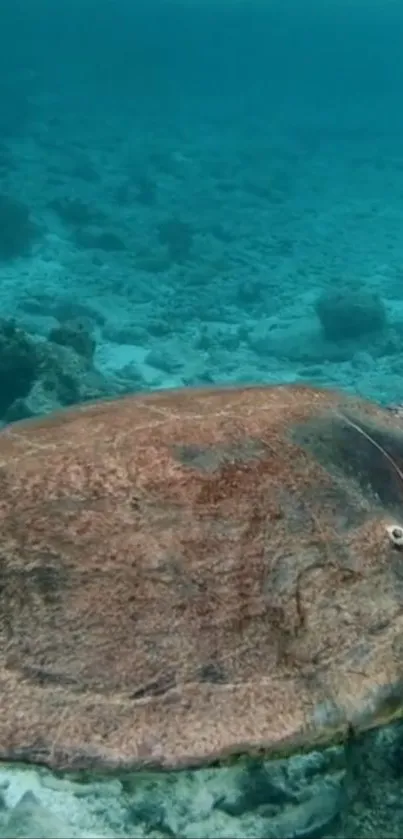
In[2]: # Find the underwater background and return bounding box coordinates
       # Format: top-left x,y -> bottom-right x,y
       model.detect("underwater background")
1,0 -> 403,836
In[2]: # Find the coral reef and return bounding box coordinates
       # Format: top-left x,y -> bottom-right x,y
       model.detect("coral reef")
158,217 -> 194,263
315,287 -> 387,341
1,318 -> 121,424
0,194 -> 40,260
48,318 -> 96,361
0,319 -> 38,414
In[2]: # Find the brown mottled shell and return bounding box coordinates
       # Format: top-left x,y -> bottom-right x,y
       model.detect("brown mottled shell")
1,383 -> 403,772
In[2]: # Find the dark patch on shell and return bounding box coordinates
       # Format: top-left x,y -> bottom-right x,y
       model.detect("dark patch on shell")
197,661 -> 227,684
20,665 -> 82,688
129,672 -> 177,700
172,438 -> 267,473
292,411 -> 403,515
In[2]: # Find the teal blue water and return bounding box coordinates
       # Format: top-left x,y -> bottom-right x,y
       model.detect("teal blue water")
0,1 -> 403,835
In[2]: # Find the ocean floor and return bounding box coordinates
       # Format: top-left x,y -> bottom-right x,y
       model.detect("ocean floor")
2,86 -> 403,416
1,722 -> 403,838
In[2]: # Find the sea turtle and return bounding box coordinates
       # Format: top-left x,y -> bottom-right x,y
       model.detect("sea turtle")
1,382 -> 403,773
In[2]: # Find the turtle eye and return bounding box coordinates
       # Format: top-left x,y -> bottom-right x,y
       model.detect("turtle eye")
386,524 -> 403,549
